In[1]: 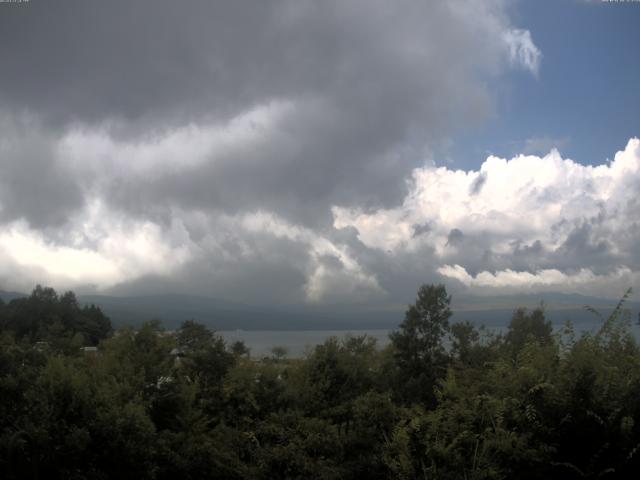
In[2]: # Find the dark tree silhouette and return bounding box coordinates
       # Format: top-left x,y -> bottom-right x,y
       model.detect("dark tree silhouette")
389,283 -> 452,405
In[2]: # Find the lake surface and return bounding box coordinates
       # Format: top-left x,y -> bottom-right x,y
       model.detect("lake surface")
220,320 -> 640,358
219,329 -> 392,357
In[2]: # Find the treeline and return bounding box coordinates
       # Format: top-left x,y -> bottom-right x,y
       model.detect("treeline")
0,285 -> 111,351
1,284 -> 640,479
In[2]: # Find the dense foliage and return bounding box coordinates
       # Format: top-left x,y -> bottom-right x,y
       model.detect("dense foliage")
1,285 -> 640,479
0,285 -> 111,351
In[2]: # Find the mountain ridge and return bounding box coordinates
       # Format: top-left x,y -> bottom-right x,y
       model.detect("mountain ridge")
2,288 -> 637,331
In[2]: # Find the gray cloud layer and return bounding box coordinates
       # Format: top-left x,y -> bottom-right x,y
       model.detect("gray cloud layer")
0,0 -> 529,228
10,1 -> 630,307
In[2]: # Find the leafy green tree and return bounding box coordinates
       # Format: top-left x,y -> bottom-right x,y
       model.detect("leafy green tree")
223,358 -> 289,426
299,335 -> 379,418
343,391 -> 397,478
230,339 -> 250,358
451,321 -> 479,364
0,286 -> 111,350
177,319 -> 214,352
270,345 -> 289,361
389,283 -> 452,405
253,411 -> 344,479
3,282 -> 640,479
504,307 -> 552,357
176,320 -> 235,416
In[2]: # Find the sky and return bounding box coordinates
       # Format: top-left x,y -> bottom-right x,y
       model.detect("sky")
0,0 -> 638,308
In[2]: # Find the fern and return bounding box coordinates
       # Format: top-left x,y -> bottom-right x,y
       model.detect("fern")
584,288 -> 633,340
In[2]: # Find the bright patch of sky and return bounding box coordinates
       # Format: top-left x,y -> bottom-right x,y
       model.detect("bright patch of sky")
445,0 -> 640,170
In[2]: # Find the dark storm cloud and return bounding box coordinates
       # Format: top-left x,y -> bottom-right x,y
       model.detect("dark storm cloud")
105,100 -> 425,226
0,1 -> 503,128
0,0 -> 555,303
323,224 -> 447,304
0,0 -> 517,228
113,250 -> 311,306
0,118 -> 84,227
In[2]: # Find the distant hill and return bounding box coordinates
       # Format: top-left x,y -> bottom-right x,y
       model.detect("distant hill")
76,291 -> 640,331
452,292 -> 640,332
0,290 -> 27,302
453,291 -> 632,310
2,289 -> 637,331
77,293 -> 314,330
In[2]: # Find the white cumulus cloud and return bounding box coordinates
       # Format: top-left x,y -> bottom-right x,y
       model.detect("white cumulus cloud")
334,138 -> 640,298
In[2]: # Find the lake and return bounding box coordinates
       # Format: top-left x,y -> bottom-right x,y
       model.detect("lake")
219,329 -> 392,357
220,320 -> 640,358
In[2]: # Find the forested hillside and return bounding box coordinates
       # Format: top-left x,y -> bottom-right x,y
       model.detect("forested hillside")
1,285 -> 640,479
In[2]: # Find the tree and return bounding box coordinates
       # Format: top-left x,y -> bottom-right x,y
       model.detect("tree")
270,345 -> 288,361
504,307 -> 552,356
176,320 -> 234,416
0,286 -> 111,350
177,320 -> 214,352
389,284 -> 452,405
450,320 -> 481,366
230,340 -> 250,358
